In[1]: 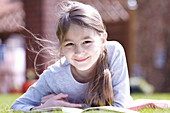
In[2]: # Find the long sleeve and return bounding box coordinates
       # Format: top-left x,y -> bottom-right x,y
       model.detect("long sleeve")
10,69 -> 53,111
107,41 -> 133,108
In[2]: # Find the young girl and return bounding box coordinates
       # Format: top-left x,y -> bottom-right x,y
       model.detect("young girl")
11,1 -> 132,111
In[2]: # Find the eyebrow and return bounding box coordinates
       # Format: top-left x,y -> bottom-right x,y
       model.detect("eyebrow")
64,36 -> 92,42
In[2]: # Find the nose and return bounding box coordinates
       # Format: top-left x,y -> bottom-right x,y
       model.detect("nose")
75,44 -> 84,55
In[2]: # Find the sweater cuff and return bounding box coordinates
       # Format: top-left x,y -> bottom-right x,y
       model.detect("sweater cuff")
11,104 -> 35,112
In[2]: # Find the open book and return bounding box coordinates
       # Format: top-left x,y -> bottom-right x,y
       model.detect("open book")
32,106 -> 139,113
31,99 -> 170,113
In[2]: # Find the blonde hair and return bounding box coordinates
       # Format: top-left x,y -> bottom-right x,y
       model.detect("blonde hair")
56,1 -> 113,106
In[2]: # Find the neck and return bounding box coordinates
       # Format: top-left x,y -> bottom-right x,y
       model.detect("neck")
71,65 -> 96,83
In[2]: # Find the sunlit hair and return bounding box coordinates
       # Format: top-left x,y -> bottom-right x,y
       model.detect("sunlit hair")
56,1 -> 113,106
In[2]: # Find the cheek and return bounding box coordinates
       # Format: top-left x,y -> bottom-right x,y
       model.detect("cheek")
87,43 -> 102,54
62,48 -> 72,57
85,47 -> 101,61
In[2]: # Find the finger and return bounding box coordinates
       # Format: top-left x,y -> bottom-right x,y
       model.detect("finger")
42,93 -> 56,100
41,93 -> 68,104
41,98 -> 48,104
41,94 -> 56,104
58,100 -> 83,108
53,93 -> 68,100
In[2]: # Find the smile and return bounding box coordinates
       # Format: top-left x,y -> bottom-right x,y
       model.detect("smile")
75,57 -> 89,62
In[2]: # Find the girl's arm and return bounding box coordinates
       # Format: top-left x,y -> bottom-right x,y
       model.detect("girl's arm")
10,69 -> 53,111
108,41 -> 133,108
10,68 -> 83,111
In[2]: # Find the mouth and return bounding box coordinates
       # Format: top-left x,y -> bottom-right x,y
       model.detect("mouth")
74,57 -> 89,62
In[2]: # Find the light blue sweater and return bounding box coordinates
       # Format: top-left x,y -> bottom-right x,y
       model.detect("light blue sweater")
11,41 -> 132,111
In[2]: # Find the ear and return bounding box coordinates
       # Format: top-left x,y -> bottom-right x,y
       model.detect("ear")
101,31 -> 107,44
103,31 -> 108,39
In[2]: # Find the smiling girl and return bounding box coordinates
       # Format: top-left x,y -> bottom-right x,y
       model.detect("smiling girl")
11,1 -> 132,111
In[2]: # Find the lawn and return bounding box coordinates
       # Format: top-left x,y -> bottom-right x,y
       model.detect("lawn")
0,93 -> 170,113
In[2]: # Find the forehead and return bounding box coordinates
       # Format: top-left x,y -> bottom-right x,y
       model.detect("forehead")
64,23 -> 100,41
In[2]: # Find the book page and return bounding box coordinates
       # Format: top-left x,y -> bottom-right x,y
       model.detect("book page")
83,106 -> 139,113
32,107 -> 83,113
32,106 -> 139,113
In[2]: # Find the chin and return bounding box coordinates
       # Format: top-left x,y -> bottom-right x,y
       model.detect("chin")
75,65 -> 92,71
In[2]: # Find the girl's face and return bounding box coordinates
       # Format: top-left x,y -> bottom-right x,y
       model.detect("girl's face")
62,23 -> 105,72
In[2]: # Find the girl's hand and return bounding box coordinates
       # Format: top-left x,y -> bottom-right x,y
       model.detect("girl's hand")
41,93 -> 57,104
32,93 -> 83,110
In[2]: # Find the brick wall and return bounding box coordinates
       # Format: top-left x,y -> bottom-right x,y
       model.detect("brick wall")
23,0 -> 61,74
134,0 -> 170,92
23,0 -> 43,73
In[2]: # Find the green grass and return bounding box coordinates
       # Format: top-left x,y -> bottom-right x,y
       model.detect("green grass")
0,94 -> 21,113
0,93 -> 170,113
131,93 -> 170,100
